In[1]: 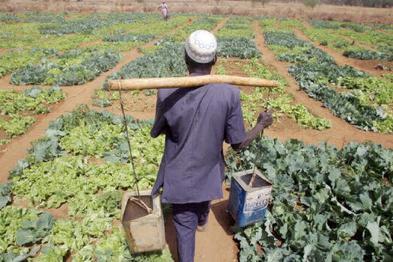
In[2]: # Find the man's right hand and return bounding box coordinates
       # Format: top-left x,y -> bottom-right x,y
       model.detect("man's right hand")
257,110 -> 273,128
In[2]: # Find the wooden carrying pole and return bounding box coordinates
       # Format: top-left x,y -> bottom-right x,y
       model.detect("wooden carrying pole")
108,75 -> 278,91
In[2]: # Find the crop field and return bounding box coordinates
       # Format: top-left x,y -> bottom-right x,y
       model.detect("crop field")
0,11 -> 392,262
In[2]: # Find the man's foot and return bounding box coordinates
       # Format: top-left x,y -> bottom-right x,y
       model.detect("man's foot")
197,222 -> 208,232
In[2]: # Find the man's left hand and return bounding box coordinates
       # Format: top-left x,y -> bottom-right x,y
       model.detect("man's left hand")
257,110 -> 273,128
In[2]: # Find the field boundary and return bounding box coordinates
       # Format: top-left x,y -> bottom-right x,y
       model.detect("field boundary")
1,2 -> 392,23
253,20 -> 393,149
302,21 -> 379,52
293,27 -> 387,76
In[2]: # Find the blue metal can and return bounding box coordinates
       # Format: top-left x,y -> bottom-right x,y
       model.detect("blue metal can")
228,168 -> 272,227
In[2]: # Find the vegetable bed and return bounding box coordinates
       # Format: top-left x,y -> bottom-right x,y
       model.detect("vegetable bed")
0,86 -> 64,143
10,49 -> 120,86
306,20 -> 393,61
227,137 -> 393,261
1,106 -> 169,261
263,29 -> 393,133
217,17 -> 260,59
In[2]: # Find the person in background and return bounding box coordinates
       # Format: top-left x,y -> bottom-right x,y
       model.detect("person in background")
151,30 -> 273,262
158,0 -> 169,21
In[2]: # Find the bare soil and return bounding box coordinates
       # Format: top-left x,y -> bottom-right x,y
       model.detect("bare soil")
212,17 -> 229,33
13,197 -> 70,219
93,91 -> 157,120
214,58 -> 255,94
79,40 -> 104,48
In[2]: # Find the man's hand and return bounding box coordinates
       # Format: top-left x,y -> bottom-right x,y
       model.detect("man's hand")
257,110 -> 273,128
231,110 -> 273,151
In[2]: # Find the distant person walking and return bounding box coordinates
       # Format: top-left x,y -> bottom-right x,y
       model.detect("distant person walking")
158,0 -> 169,21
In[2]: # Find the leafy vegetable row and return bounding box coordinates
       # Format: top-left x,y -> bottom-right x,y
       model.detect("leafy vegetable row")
1,106 -> 169,261
0,86 -> 64,141
38,13 -> 139,35
10,49 -> 120,86
103,33 -> 154,43
0,12 -> 65,23
226,137 -> 393,261
264,30 -> 393,133
0,14 -> 190,78
218,38 -> 260,59
216,17 -> 260,59
306,20 -> 393,61
343,49 -> 393,61
217,16 -> 255,39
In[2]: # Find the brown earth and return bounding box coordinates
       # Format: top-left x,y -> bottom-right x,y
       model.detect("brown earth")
79,40 -> 104,48
165,187 -> 238,262
214,58 -> 256,95
12,197 -> 70,219
93,91 -> 157,119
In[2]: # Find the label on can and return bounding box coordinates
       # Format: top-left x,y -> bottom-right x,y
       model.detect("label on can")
244,187 -> 272,212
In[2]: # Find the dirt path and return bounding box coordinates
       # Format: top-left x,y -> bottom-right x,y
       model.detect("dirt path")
79,40 -> 103,48
253,21 -> 393,149
164,187 -> 237,262
293,27 -> 388,76
212,17 -> 229,33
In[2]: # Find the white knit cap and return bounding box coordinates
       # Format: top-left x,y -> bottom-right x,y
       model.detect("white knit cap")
185,30 -> 217,64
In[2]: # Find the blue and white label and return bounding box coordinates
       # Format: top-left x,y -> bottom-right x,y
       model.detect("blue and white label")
244,187 -> 272,212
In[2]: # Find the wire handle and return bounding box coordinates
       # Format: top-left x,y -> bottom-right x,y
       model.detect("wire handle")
117,79 -> 145,208
249,109 -> 268,186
